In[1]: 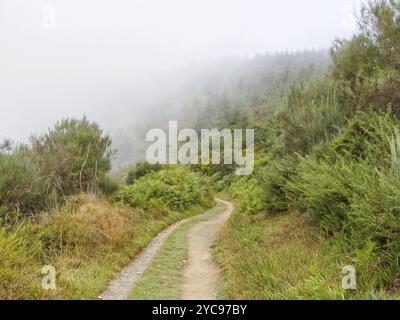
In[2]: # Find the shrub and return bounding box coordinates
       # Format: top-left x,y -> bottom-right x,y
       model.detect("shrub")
31,117 -> 113,198
285,110 -> 400,288
115,167 -> 212,212
229,177 -> 266,214
276,77 -> 346,155
332,0 -> 400,114
286,155 -> 369,233
99,176 -> 120,196
126,162 -> 163,185
213,173 -> 236,192
259,156 -> 298,214
286,112 -> 400,232
331,112 -> 398,165
0,118 -> 114,221
0,149 -> 48,222
348,172 -> 400,257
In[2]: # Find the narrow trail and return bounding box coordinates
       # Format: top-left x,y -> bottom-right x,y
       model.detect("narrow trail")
100,217 -> 191,300
100,198 -> 234,300
181,198 -> 234,300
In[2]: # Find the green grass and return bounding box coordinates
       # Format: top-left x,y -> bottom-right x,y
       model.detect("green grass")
129,202 -> 226,300
214,201 -> 396,300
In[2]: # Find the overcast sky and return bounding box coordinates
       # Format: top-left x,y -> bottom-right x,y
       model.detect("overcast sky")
0,0 -> 365,141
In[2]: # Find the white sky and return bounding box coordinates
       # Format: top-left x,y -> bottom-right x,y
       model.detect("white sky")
0,0 -> 365,141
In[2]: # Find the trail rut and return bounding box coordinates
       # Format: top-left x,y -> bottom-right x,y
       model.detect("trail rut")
181,198 -> 234,300
100,218 -> 190,300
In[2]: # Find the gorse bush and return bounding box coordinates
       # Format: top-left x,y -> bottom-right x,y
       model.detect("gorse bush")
98,176 -> 120,195
285,113 -> 399,231
332,0 -> 400,114
0,148 -> 49,222
229,177 -> 266,214
259,156 -> 298,214
331,112 -> 399,164
227,155 -> 298,215
0,117 -> 113,222
31,117 -> 112,197
115,167 -> 212,212
348,173 -> 400,257
276,77 -> 346,155
286,156 -> 368,233
285,112 -> 400,282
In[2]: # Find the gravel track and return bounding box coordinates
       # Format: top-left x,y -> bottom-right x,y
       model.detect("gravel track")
100,198 -> 233,300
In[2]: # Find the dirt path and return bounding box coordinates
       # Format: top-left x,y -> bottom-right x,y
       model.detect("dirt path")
100,217 -> 192,300
181,198 -> 234,300
100,198 -> 234,300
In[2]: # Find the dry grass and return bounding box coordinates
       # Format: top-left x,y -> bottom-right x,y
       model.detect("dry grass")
42,194 -> 134,254
0,194 -> 206,300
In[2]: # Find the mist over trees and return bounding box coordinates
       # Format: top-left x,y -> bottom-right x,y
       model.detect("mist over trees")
112,49 -> 331,170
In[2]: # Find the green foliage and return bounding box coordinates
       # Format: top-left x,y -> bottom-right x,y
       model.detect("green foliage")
115,167 -> 212,212
286,112 -> 400,235
98,176 -> 120,196
229,177 -> 266,214
126,161 -> 163,185
0,148 -> 49,222
285,112 -> 400,282
31,117 -> 113,197
331,112 -> 398,164
0,117 -> 114,221
286,155 -> 368,233
332,0 -> 400,113
228,155 -> 297,215
0,224 -> 43,299
276,77 -> 346,155
349,172 -> 400,257
260,156 -> 299,214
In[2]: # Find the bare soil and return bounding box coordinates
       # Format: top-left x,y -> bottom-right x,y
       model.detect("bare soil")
181,198 -> 234,300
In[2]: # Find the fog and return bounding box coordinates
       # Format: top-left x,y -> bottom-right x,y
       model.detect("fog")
0,0 -> 365,165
